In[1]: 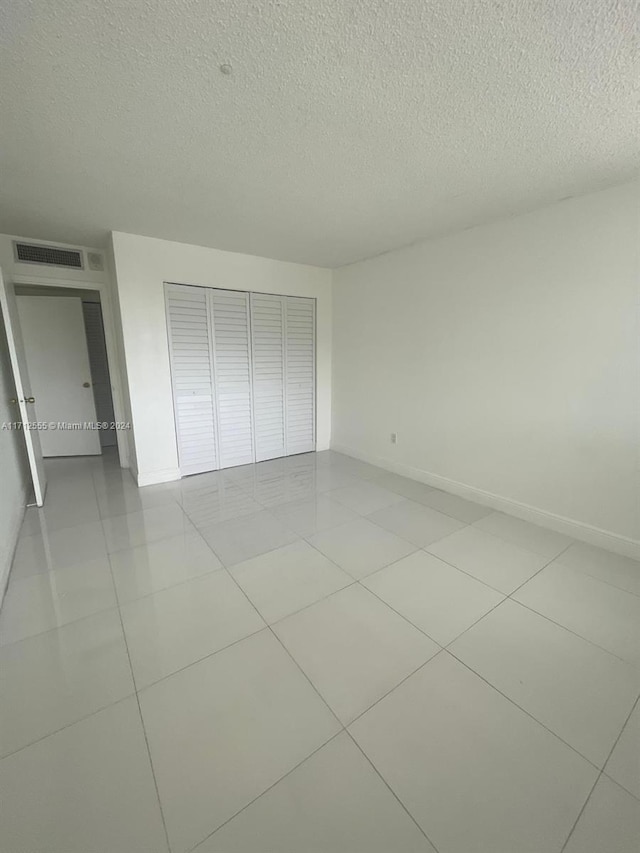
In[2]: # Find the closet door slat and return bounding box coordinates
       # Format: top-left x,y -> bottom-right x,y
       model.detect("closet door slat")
250,293 -> 285,462
210,289 -> 255,468
284,296 -> 315,455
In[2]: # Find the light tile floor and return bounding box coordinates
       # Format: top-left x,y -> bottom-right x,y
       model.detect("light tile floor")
0,448 -> 638,853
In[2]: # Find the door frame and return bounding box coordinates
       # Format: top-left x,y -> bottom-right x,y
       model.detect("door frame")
11,273 -> 129,469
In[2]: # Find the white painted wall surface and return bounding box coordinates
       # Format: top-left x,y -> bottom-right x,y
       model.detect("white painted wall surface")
110,232 -> 332,485
332,182 -> 640,551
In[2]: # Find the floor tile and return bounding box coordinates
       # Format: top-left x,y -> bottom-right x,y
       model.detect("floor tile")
179,482 -> 263,527
273,584 -> 438,724
102,502 -> 195,553
6,449 -> 634,852
367,470 -> 437,504
0,697 -> 169,853
20,497 -> 101,537
473,510 -> 574,557
605,701 -> 640,798
109,530 -> 223,604
556,542 -> 640,596
0,609 -> 134,758
417,488 -> 493,522
230,540 -> 352,623
363,550 -> 504,645
368,499 -> 466,547
308,517 -> 417,579
92,466 -> 138,490
179,468 -> 243,492
342,459 -> 386,479
270,495 -> 359,536
96,479 -> 180,519
350,652 -> 597,853
120,570 -> 265,688
312,467 -> 361,492
318,455 -> 382,479
313,450 -> 348,468
199,510 -> 298,566
427,526 -> 548,593
514,563 -> 640,666
196,733 -> 436,853
10,519 -> 107,580
449,599 -> 640,766
234,468 -> 317,507
327,481 -> 405,515
564,775 -> 640,853
139,630 -> 340,853
0,557 -> 117,645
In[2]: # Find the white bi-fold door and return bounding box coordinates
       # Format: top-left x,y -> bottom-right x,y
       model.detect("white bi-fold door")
166,284 -> 315,475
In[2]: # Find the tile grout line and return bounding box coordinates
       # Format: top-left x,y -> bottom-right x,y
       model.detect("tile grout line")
559,692 -> 640,851
414,539 -> 640,666
0,599 -> 120,649
430,544 -> 575,654
346,649 -> 449,730
344,729 -> 443,853
358,579 -> 446,648
508,597 -> 638,667
91,468 -> 174,853
173,547 -> 356,852
446,652 -> 605,774
185,729 -> 345,852
0,688 -> 137,763
213,551 -> 346,733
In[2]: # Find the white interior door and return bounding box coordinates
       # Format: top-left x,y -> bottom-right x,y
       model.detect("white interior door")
284,296 -> 316,454
0,269 -> 47,505
250,293 -> 285,462
16,296 -> 101,457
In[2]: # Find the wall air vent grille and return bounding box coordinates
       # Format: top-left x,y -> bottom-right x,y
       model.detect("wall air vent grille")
14,242 -> 84,269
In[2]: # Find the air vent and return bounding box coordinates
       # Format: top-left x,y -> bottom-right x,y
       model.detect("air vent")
13,241 -> 84,269
87,252 -> 104,271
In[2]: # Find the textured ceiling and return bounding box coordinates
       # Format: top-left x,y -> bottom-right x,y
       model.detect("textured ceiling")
0,0 -> 637,267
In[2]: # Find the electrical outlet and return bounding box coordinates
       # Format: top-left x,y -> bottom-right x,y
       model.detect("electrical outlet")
390,432 -> 397,444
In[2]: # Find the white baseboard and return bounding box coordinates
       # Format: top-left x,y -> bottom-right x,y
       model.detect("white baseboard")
331,443 -> 640,560
0,485 -> 28,611
136,467 -> 181,487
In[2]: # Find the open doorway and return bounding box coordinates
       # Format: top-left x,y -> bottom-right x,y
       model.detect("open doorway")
14,285 -> 118,458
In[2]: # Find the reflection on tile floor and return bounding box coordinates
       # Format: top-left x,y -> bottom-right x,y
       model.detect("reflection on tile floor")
0,448 -> 638,852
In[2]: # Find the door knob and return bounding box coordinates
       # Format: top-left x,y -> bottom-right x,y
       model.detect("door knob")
9,398 -> 17,404
25,397 -> 35,403
83,382 -> 91,388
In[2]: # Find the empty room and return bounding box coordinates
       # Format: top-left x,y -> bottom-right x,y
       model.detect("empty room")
0,1 -> 638,852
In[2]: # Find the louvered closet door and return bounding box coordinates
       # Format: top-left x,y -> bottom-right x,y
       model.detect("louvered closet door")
284,296 -> 315,454
209,289 -> 255,468
250,294 -> 285,462
166,284 -> 218,475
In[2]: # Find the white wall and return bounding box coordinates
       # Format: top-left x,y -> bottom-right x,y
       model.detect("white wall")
110,232 -> 332,485
332,181 -> 640,554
